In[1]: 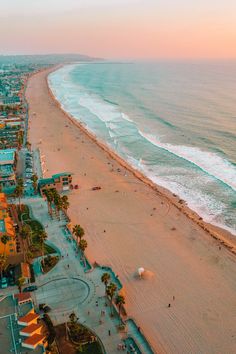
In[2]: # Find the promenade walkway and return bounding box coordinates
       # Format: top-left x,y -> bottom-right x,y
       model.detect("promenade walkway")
22,197 -> 127,354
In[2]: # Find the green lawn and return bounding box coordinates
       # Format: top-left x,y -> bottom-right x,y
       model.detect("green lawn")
42,255 -> 59,273
18,205 -> 57,257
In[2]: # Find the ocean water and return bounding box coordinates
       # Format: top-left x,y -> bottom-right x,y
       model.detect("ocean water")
48,61 -> 236,235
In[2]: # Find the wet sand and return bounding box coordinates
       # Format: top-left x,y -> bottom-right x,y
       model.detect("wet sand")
26,67 -> 236,354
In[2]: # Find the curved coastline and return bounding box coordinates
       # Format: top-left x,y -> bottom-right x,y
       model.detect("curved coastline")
46,65 -> 236,254
26,65 -> 236,354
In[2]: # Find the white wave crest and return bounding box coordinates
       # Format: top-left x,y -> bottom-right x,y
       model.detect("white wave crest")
139,132 -> 236,191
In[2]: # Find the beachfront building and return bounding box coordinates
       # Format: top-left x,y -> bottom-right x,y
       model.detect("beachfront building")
38,172 -> 72,196
0,193 -> 16,256
0,148 -> 17,190
14,292 -> 32,306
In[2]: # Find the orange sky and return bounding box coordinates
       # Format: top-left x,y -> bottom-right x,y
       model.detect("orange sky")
0,0 -> 236,59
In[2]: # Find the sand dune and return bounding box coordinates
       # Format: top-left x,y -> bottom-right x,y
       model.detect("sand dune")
26,67 -> 236,354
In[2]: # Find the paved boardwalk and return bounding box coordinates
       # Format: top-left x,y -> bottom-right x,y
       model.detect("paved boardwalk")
24,197 -> 126,354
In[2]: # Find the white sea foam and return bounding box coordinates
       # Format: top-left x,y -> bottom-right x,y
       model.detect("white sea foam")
139,163 -> 236,235
121,112 -> 135,123
139,132 -> 236,191
50,66 -> 135,129
48,64 -> 236,235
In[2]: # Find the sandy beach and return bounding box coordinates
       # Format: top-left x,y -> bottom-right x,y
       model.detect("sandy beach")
26,67 -> 236,354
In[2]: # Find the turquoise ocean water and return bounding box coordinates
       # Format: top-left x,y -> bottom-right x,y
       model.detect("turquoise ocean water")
48,62 -> 236,235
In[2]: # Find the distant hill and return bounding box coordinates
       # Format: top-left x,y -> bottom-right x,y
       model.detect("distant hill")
0,53 -> 102,65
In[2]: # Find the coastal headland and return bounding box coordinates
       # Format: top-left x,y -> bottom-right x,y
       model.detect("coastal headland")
26,66 -> 236,354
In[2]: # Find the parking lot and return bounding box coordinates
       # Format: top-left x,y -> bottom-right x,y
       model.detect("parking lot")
17,148 -> 36,196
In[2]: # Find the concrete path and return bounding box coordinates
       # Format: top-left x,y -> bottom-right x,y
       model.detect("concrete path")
22,196 -> 126,354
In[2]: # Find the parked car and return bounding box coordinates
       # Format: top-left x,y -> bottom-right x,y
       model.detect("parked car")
26,163 -> 33,168
9,277 -> 15,286
1,277 -> 8,289
26,168 -> 33,173
23,285 -> 38,292
26,173 -> 33,178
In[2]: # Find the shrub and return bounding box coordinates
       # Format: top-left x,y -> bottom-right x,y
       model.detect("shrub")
43,314 -> 56,345
29,264 -> 35,283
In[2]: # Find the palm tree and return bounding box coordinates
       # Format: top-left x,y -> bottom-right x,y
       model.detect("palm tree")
54,194 -> 62,220
15,178 -> 24,211
17,276 -> 25,293
115,295 -> 125,322
38,230 -> 47,266
51,189 -> 62,219
106,282 -> 117,315
21,224 -> 32,262
61,195 -> 70,217
44,189 -> 54,217
31,174 -> 38,194
1,234 -> 10,256
26,142 -> 31,151
17,130 -> 24,148
79,239 -> 87,266
26,250 -> 33,261
17,177 -> 24,187
21,224 -> 32,246
72,225 -> 84,249
69,312 -> 78,325
101,272 -> 111,294
79,239 -> 87,253
0,254 -> 7,279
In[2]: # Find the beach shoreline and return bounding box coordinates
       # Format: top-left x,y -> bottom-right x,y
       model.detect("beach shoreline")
46,64 -> 236,254
26,65 -> 236,354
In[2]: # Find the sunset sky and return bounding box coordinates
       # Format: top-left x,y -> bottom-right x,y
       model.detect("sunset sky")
1,0 -> 236,59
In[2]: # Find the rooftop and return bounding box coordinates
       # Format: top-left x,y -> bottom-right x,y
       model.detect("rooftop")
23,333 -> 46,346
38,172 -> 72,187
14,292 -> 32,304
20,323 -> 42,334
0,148 -> 16,164
0,164 -> 14,177
38,177 -> 54,186
18,312 -> 39,324
52,172 -> 72,178
21,262 -> 31,278
0,216 -> 15,236
0,192 -> 8,208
